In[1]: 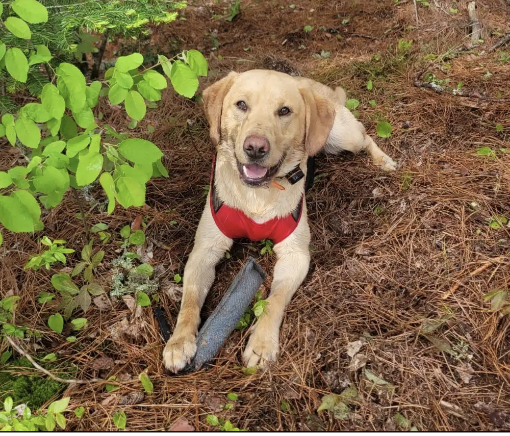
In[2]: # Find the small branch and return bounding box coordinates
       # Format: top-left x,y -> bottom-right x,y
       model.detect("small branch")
489,33 -> 510,52
6,336 -> 103,385
414,70 -> 510,102
91,31 -> 109,80
413,0 -> 419,24
442,256 -> 504,299
72,188 -> 90,240
467,2 -> 481,46
345,32 -> 378,41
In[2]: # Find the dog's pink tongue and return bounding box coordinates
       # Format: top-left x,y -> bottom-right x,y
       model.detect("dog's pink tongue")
243,164 -> 268,179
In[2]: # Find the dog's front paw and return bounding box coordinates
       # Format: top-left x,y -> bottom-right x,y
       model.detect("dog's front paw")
163,334 -> 197,373
378,155 -> 397,171
243,323 -> 279,368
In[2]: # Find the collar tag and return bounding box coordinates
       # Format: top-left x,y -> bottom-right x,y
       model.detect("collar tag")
286,165 -> 305,185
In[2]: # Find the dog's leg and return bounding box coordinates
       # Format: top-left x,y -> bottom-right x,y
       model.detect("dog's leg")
324,87 -> 397,171
163,200 -> 232,372
243,216 -> 311,368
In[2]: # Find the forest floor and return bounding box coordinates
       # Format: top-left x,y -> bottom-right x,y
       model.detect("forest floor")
1,0 -> 510,431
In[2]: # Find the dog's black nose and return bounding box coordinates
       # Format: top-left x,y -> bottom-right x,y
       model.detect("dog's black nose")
243,135 -> 270,160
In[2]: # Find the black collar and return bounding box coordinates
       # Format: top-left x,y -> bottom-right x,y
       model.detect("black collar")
278,156 -> 315,192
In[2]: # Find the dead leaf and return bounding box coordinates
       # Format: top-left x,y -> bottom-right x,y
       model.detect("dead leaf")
346,340 -> 364,358
203,394 -> 223,412
424,334 -> 456,356
91,356 -> 114,371
169,417 -> 194,431
440,400 -> 465,419
119,392 -> 145,405
162,281 -> 183,302
456,362 -> 474,384
349,353 -> 368,371
101,394 -> 118,406
122,295 -> 137,312
94,295 -> 111,310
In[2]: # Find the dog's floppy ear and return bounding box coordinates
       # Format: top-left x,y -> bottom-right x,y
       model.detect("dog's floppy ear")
299,87 -> 335,156
202,72 -> 238,146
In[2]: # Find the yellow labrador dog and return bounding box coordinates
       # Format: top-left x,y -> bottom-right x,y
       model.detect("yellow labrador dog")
163,69 -> 396,372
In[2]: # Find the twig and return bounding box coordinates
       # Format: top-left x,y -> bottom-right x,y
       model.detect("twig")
6,336 -> 103,385
413,0 -> 419,24
489,33 -> 510,52
72,188 -> 90,240
345,33 -> 378,41
414,70 -> 510,102
91,31 -> 109,80
442,256 -> 504,299
467,2 -> 481,46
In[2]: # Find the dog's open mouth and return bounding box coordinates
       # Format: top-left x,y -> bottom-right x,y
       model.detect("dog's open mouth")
236,157 -> 284,187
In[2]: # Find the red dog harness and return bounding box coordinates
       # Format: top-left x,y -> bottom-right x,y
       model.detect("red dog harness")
209,156 -> 304,244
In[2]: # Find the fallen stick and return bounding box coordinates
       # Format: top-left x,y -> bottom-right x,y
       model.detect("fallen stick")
442,256 -> 504,299
414,71 -> 510,102
6,336 -> 105,385
489,33 -> 510,52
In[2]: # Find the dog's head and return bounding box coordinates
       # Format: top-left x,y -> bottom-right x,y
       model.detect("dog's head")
202,70 -> 335,187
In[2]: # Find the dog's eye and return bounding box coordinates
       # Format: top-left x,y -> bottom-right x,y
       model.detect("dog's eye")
236,100 -> 248,111
278,106 -> 291,116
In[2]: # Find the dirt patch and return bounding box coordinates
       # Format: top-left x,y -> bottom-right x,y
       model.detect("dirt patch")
1,0 -> 510,431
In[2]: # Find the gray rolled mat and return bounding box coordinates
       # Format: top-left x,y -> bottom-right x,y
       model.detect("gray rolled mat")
185,257 -> 266,372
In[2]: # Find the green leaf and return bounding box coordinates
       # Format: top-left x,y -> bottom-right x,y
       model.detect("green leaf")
4,397 -> 13,414
116,53 -> 143,73
113,411 -> 127,430
2,114 -> 17,146
0,195 -> 34,232
41,83 -> 65,119
118,138 -> 163,165
33,166 -> 65,194
227,393 -> 238,401
376,121 -> 393,138
367,80 -> 373,90
345,99 -> 360,110
136,291 -> 151,306
0,172 -> 12,189
395,412 -> 411,430
186,50 -> 208,77
91,250 -> 104,266
5,17 -> 32,39
41,352 -> 57,361
91,222 -> 108,233
317,394 -> 350,420
43,140 -> 66,156
56,63 -> 87,112
477,146 -> 495,157
66,134 -> 90,158
51,273 -> 79,294
48,397 -> 70,414
55,412 -> 66,430
116,71 -> 134,89
207,415 -> 219,426
424,334 -> 456,356
170,61 -> 199,98
77,287 -> 91,312
11,190 -> 41,225
137,80 -> 162,101
129,229 -> 145,245
22,102 -> 51,122
15,115 -> 40,148
12,0 -> 48,24
73,106 -> 95,129
48,313 -> 64,333
5,47 -> 29,82
45,413 -> 55,431
108,84 -> 128,105
75,407 -> 85,419
139,372 -> 154,393
71,317 -> 87,330
136,264 -> 153,276
60,115 -> 78,140
174,273 -> 182,284
99,172 -> 116,214
38,292 -> 55,303
1,350 -> 12,364
76,151 -> 104,186
483,289 -> 508,311
106,376 -> 118,393
125,90 -> 146,121
28,44 -> 51,65
143,70 -> 167,90
0,42 -> 5,62
116,177 -> 145,208
86,81 -> 102,108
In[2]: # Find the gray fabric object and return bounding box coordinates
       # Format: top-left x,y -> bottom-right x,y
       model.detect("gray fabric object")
186,257 -> 266,372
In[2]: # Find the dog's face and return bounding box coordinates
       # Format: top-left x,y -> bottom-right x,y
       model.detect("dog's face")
203,70 -> 335,187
